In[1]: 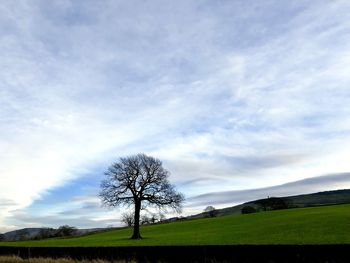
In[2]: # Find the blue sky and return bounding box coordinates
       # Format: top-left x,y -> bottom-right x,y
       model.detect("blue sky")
1,0 -> 350,232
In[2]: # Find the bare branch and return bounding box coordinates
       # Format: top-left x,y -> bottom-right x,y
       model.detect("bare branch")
99,153 -> 184,239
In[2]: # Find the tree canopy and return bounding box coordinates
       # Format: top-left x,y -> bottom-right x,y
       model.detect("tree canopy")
99,153 -> 184,239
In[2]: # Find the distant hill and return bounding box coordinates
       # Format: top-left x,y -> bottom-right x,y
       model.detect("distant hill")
190,189 -> 350,218
284,189 -> 350,207
1,228 -> 46,241
0,227 -> 104,242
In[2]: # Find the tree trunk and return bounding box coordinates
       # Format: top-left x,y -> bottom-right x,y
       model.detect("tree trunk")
131,199 -> 142,239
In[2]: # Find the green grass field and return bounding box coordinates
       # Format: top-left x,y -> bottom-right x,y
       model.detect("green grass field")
2,204 -> 350,246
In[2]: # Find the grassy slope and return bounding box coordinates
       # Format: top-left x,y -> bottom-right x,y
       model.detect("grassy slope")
284,189 -> 350,207
215,189 -> 350,217
2,204 -> 350,247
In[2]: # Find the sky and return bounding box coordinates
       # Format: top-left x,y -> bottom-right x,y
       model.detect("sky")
1,0 -> 350,233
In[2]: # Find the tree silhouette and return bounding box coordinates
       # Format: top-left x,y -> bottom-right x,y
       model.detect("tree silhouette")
99,153 -> 184,239
56,225 -> 77,237
121,212 -> 134,227
204,206 -> 218,217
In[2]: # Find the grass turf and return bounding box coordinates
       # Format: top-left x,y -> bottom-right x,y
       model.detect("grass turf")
1,204 -> 350,246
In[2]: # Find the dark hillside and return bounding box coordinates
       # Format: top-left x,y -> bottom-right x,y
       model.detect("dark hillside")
2,228 -> 45,241
191,189 -> 350,218
284,189 -> 350,207
1,227 -> 105,242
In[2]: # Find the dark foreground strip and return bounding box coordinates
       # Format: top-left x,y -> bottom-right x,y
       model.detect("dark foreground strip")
0,245 -> 350,263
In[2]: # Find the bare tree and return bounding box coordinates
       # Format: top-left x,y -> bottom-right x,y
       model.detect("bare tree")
121,212 -> 134,227
56,225 -> 77,237
204,206 -> 218,217
99,153 -> 184,239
